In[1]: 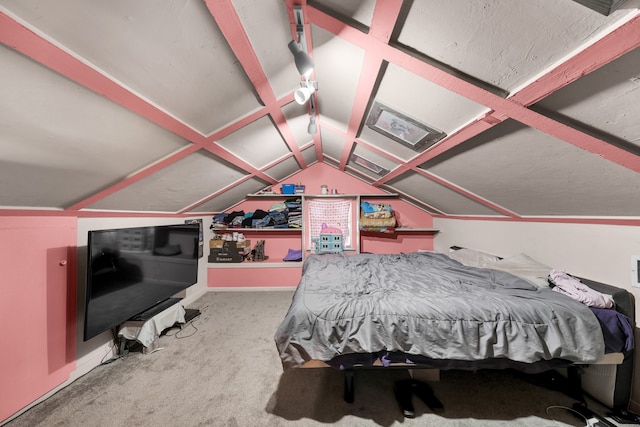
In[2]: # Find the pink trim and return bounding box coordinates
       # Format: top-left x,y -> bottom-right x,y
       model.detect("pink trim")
208,266 -> 301,288
431,214 -> 640,227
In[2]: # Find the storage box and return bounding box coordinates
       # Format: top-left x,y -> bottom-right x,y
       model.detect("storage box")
208,248 -> 243,263
210,239 -> 224,249
208,240 -> 251,263
210,239 -> 251,249
281,184 -> 295,194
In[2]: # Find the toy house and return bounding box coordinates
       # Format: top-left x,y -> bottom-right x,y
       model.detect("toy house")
317,224 -> 343,253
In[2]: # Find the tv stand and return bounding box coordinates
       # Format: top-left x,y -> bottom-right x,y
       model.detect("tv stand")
117,300 -> 186,353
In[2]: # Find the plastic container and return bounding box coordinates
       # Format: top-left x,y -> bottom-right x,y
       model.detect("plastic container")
281,184 -> 295,194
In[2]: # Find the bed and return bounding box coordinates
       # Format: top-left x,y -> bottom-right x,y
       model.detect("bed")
274,250 -> 635,411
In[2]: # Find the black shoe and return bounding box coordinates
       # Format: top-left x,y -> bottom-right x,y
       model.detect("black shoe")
412,380 -> 444,412
393,379 -> 415,418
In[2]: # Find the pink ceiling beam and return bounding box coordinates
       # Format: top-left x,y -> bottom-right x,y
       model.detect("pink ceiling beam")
311,7 -> 640,175
0,12 -> 205,145
327,0 -> 403,169
374,117 -> 497,182
385,28 -> 640,173
410,169 -> 520,218
374,14 -> 640,184
205,0 -> 307,169
0,11 -> 276,212
512,14 -> 640,106
206,93 -> 294,142
337,53 -> 384,168
178,175 -> 257,214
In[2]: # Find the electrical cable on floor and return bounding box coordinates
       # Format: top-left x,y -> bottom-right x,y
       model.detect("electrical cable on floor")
545,405 -> 589,427
164,307 -> 203,339
173,319 -> 199,339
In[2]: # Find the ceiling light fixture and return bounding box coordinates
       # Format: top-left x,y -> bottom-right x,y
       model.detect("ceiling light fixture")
289,5 -> 317,106
289,5 -> 319,132
289,6 -> 314,77
288,40 -> 314,78
294,78 -> 317,105
307,97 -> 317,134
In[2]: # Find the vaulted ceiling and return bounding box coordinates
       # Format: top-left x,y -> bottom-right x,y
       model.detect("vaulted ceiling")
1,0 -> 639,221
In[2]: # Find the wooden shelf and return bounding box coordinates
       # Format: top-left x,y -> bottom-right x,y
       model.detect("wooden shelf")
246,193 -> 301,198
212,228 -> 301,232
208,261 -> 302,269
247,193 -> 399,198
394,227 -> 439,233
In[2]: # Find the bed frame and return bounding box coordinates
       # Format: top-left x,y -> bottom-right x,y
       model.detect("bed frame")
301,273 -> 635,415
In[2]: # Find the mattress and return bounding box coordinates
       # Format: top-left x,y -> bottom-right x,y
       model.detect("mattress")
275,252 -> 610,370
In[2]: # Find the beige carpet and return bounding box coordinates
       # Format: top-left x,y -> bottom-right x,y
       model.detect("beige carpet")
4,291 -> 615,427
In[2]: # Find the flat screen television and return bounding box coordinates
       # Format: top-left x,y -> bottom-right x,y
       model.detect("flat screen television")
84,223 -> 200,341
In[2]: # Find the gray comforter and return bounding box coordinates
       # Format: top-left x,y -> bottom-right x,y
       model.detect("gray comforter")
275,252 -> 605,368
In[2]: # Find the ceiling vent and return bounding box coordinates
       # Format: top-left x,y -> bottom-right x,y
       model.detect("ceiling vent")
572,0 -> 627,15
365,101 -> 446,152
349,153 -> 390,177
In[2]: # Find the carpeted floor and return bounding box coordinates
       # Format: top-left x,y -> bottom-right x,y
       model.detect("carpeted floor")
4,291 -> 616,427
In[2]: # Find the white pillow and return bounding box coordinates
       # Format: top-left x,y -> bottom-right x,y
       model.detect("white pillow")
448,248 -> 501,268
486,253 -> 552,288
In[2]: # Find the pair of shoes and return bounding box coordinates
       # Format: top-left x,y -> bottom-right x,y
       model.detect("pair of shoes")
411,380 -> 444,413
393,379 -> 415,418
393,379 -> 444,418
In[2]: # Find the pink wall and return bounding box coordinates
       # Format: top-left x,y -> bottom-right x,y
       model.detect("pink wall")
1,216 -> 77,423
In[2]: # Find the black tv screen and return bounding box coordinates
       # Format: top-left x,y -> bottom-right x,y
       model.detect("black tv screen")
84,223 -> 199,341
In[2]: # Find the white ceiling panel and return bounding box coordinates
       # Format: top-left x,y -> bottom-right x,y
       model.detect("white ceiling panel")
387,172 -> 506,216
533,46 -> 640,149
320,127 -> 348,161
215,116 -> 291,169
311,0 -> 375,30
1,0 -> 261,135
282,101 -> 315,148
86,151 -> 247,212
232,0 -> 301,100
0,45 -> 188,209
190,177 -> 268,213
301,146 -> 319,166
396,0 -> 640,93
311,24 -> 366,134
421,120 -> 640,216
264,156 -> 302,182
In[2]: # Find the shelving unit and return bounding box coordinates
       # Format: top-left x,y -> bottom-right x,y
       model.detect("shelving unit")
206,192 -> 439,287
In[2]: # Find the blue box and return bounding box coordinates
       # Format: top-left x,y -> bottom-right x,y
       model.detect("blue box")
281,184 -> 295,194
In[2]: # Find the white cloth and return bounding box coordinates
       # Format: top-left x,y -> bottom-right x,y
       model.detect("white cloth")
118,304 -> 186,348
549,269 -> 613,308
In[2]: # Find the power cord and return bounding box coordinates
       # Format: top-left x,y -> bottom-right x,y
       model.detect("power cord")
546,405 -> 589,427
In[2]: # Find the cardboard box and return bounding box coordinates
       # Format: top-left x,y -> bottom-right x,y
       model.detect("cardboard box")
210,239 -> 224,249
209,239 -> 251,249
208,240 -> 252,263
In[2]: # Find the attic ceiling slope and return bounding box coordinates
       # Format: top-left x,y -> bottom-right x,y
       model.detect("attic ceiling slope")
0,0 -> 639,224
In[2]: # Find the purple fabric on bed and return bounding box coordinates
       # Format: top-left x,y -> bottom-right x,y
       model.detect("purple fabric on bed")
590,307 -> 634,353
